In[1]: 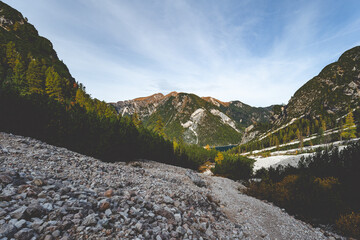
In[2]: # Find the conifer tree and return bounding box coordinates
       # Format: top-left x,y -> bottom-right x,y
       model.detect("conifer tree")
75,88 -> 88,108
154,117 -> 165,137
132,111 -> 142,128
26,59 -> 44,94
45,67 -> 64,101
341,111 -> 357,140
6,41 -> 18,68
11,58 -> 26,94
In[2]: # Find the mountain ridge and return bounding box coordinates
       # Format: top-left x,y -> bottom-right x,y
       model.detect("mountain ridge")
111,92 -> 273,146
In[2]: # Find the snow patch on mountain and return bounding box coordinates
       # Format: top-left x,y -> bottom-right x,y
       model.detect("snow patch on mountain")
210,109 -> 240,132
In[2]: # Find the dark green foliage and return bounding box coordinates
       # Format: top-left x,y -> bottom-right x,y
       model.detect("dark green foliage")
212,154 -> 254,180
247,142 -> 360,235
0,88 -> 177,163
173,142 -> 218,169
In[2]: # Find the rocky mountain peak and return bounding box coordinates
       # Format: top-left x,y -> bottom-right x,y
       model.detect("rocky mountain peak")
202,97 -> 230,107
133,93 -> 165,103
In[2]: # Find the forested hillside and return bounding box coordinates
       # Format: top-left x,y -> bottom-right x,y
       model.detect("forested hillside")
0,1 -> 208,169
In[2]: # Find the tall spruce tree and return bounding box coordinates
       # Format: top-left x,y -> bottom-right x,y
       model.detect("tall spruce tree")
341,111 -> 357,140
45,66 -> 64,101
11,58 -> 26,94
26,59 -> 44,94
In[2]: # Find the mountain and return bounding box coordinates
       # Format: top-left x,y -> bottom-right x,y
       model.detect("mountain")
0,1 -> 75,92
113,46 -> 360,147
241,46 -> 360,148
286,46 -> 360,118
112,92 -> 273,146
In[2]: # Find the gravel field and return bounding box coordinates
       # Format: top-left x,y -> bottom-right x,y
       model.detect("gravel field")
0,132 -> 341,239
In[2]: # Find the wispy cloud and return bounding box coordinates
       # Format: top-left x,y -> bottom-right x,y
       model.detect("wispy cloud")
4,0 -> 360,106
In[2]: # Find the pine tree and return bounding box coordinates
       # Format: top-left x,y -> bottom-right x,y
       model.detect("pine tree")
26,59 -> 44,94
341,111 -> 357,140
132,111 -> 142,128
6,41 -> 18,68
154,117 -> 165,137
11,58 -> 26,94
45,67 -> 64,101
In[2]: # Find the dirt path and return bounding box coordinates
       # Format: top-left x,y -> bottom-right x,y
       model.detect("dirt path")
204,175 -> 328,240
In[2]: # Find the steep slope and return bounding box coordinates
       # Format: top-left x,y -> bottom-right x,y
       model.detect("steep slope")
286,46 -> 360,118
241,46 -> 360,148
0,1 -> 76,94
113,92 -> 246,146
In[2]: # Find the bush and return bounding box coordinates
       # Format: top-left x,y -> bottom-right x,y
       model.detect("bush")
336,212 -> 360,238
246,175 -> 344,222
212,154 -> 254,180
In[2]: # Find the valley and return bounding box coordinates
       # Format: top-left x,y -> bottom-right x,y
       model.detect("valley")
0,1 -> 360,239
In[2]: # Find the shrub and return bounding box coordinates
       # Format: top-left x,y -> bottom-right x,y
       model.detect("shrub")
336,212 -> 360,238
212,154 -> 254,180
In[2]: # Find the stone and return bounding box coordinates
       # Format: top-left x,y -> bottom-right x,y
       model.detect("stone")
174,213 -> 181,223
44,235 -> 53,240
176,226 -> 186,235
52,230 -> 61,238
14,228 -> 34,240
10,206 -> 28,219
0,174 -> 13,184
104,189 -> 113,197
185,170 -> 206,188
33,179 -> 44,186
41,203 -> 53,211
163,196 -> 173,204
0,209 -> 6,217
82,213 -> 97,226
99,218 -> 109,228
105,209 -> 112,217
135,222 -> 142,232
0,223 -> 17,238
14,219 -> 27,229
155,209 -> 174,222
98,199 -> 110,211
26,204 -> 45,218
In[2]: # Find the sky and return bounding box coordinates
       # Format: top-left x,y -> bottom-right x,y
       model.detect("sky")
3,0 -> 360,107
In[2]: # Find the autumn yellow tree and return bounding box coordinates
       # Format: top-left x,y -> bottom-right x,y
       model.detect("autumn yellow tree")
132,111 -> 142,128
215,152 -> 224,165
341,111 -> 357,140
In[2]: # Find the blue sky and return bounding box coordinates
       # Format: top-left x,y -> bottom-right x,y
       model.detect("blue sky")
3,0 -> 360,106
